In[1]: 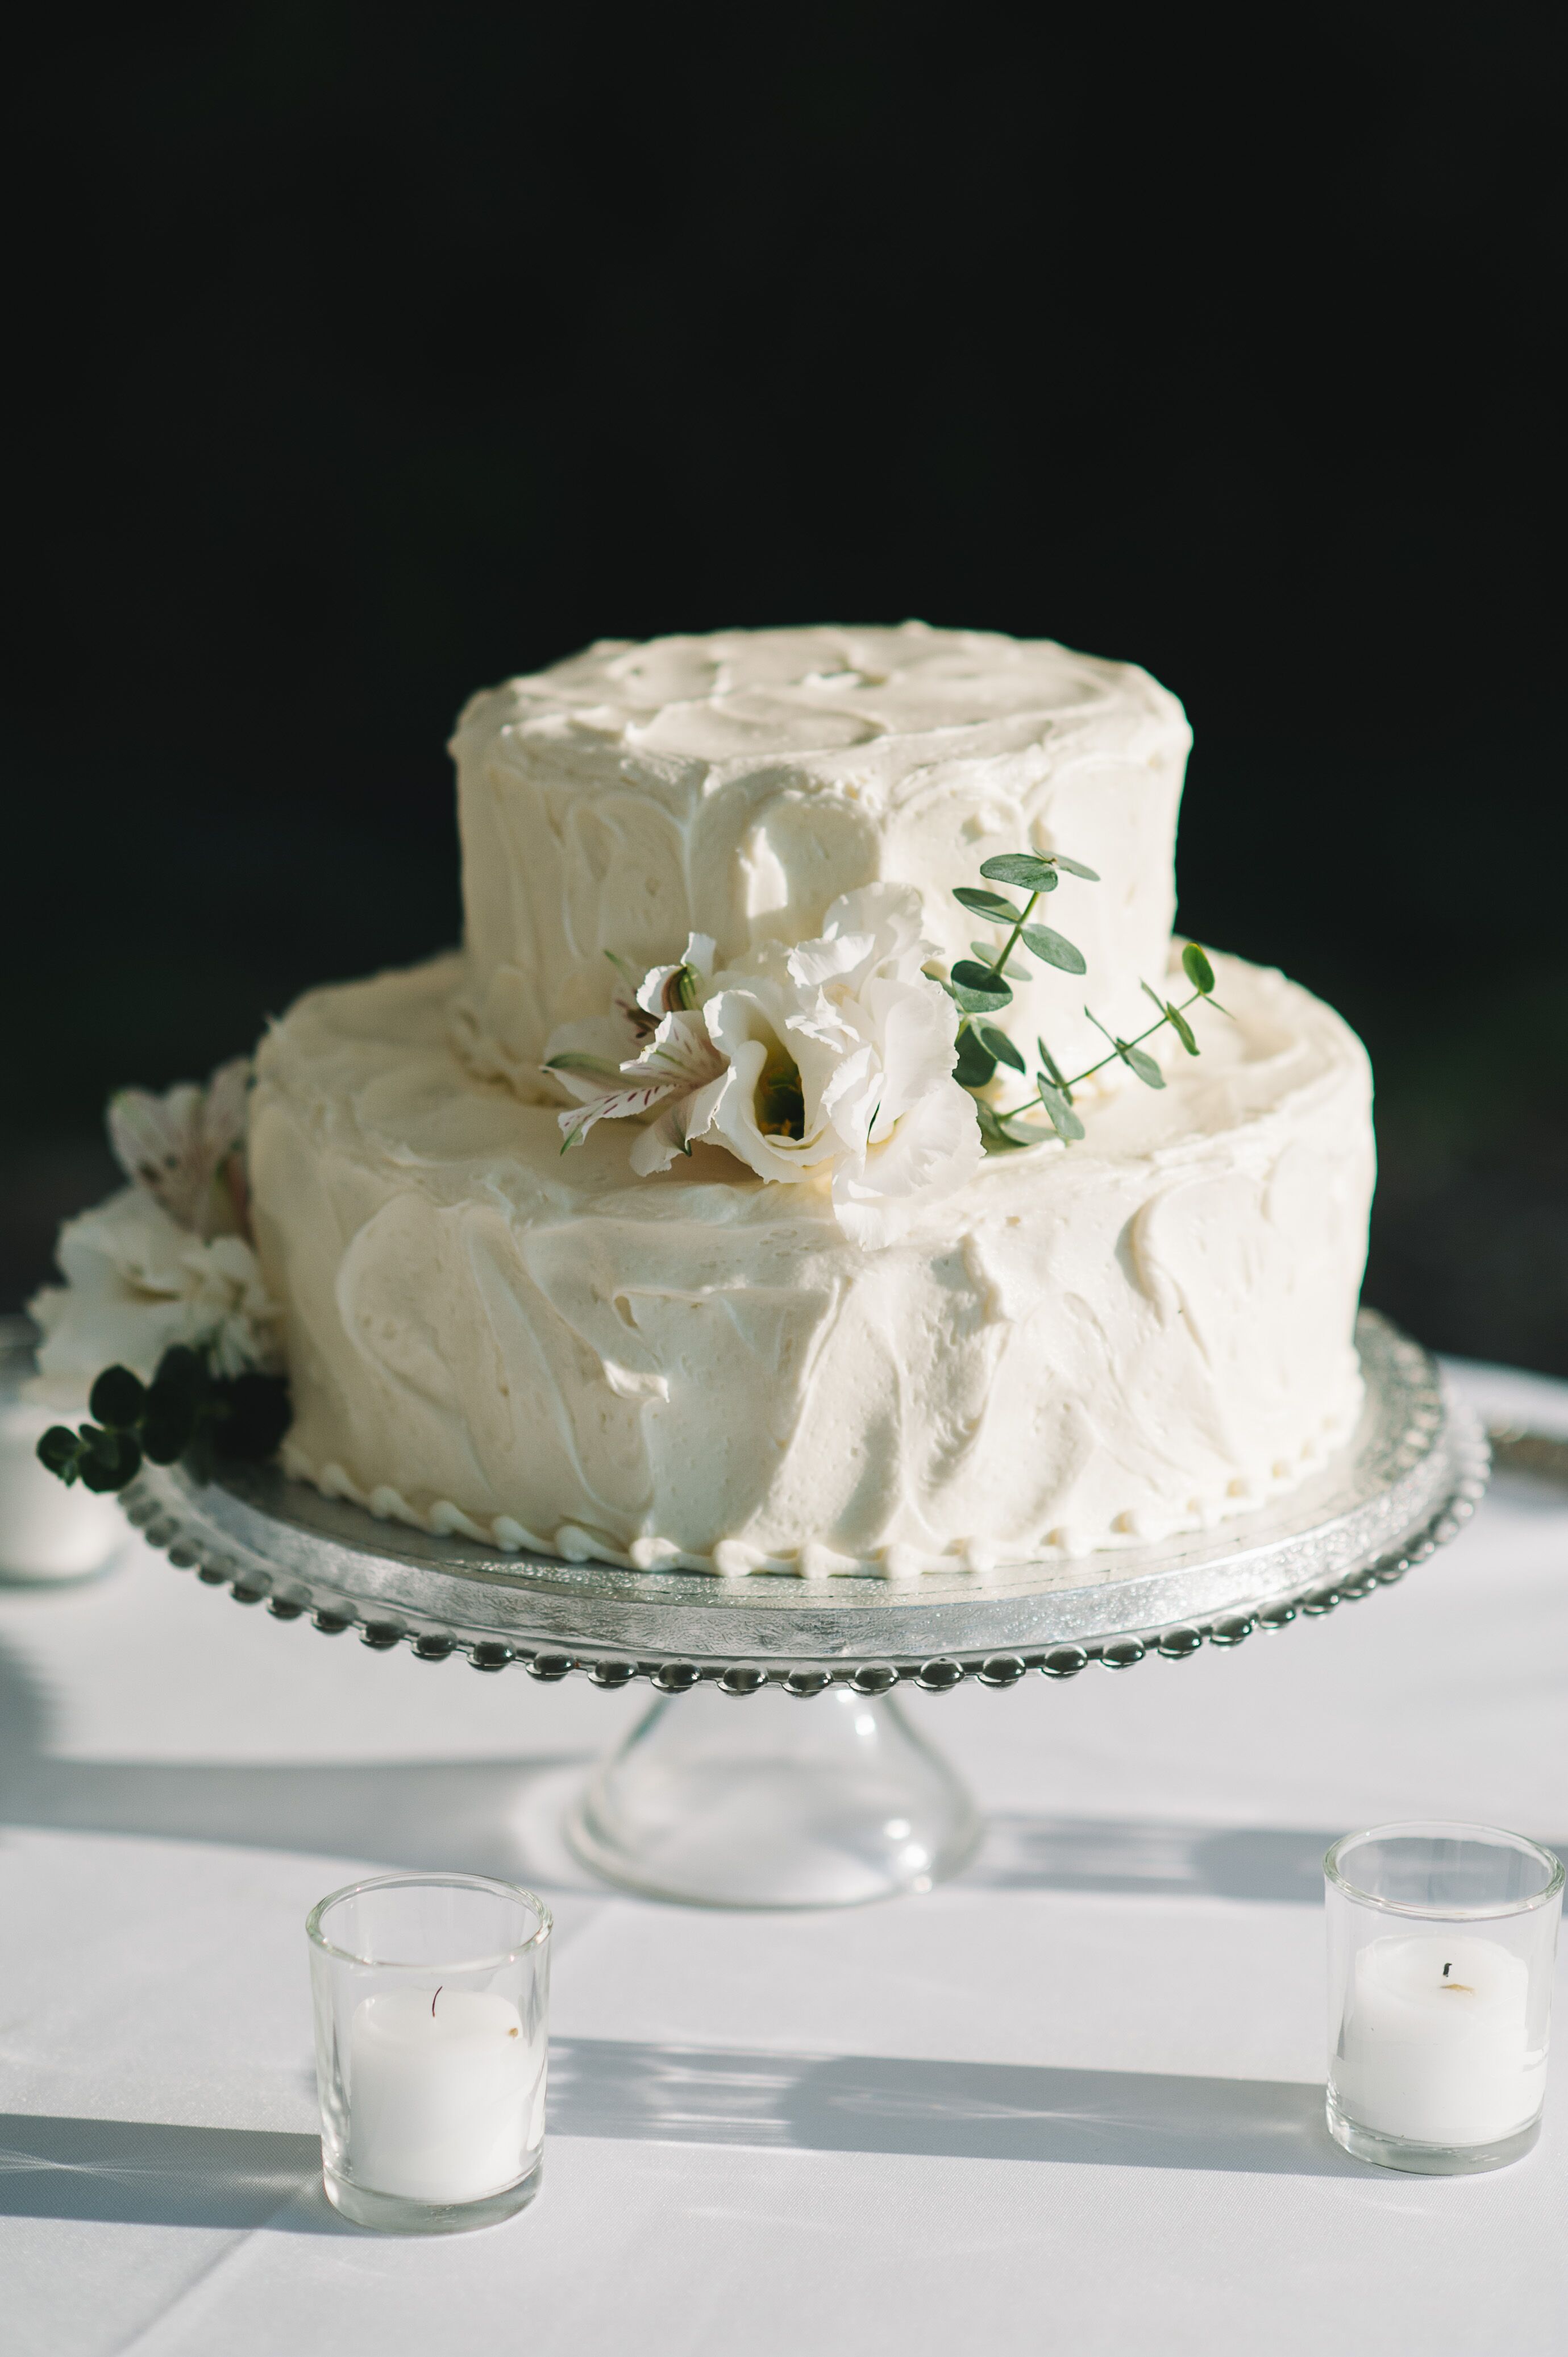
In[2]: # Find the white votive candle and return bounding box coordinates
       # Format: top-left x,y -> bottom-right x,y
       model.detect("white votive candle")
348,1986 -> 533,2204
0,1391 -> 126,1581
1336,1933 -> 1544,2147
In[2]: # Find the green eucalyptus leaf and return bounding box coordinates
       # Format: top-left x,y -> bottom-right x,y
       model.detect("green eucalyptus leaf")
969,943 -> 1028,978
1036,1036 -> 1070,1093
1050,854 -> 1100,881
1020,924 -> 1087,976
89,1364 -> 147,1431
36,1425 -> 84,1483
142,1408 -> 192,1465
145,1360 -> 203,1454
953,1028 -> 999,1090
1121,1043 -> 1166,1088
218,1372 -> 293,1462
1038,1083 -> 1086,1141
1167,1002 -> 1198,1055
152,1346 -> 206,1414
77,1424 -> 142,1493
950,960 -> 1013,1011
975,1101 -> 1037,1152
979,853 -> 1058,890
953,886 -> 1021,922
975,1022 -> 1026,1073
1182,941 -> 1216,995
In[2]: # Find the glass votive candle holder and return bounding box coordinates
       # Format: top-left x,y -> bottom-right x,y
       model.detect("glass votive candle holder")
0,1317 -> 128,1584
307,1871 -> 552,2232
1325,1821 -> 1563,2174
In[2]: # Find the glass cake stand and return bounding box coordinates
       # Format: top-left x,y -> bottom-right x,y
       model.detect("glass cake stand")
119,1311 -> 1486,1909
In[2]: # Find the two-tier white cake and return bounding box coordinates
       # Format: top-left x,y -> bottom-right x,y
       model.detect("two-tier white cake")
248,624 -> 1374,1577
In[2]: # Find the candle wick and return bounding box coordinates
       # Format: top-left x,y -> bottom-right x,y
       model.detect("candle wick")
1442,1962 -> 1451,1978
431,1986 -> 442,2017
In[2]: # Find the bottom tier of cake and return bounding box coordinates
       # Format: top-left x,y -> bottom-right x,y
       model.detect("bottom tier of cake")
249,948 -> 1374,1578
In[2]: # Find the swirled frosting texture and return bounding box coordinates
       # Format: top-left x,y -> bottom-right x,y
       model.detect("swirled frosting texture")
450,624 -> 1191,1094
250,949 -> 1374,1576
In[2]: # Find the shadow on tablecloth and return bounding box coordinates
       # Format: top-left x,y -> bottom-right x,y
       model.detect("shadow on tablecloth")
0,2114 -> 339,2231
0,2036 -> 1363,2233
548,2036 -> 1367,2176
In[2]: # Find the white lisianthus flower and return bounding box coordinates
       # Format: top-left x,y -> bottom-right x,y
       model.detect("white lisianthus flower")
547,888 -> 981,1244
28,1187 -> 283,1405
696,885 -> 983,1243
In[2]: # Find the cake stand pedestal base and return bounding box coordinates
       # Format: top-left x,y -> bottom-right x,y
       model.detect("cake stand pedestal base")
565,1684 -> 981,1908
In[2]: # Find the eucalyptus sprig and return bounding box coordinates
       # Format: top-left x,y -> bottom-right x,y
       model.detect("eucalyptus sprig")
933,850 -> 1226,1152
36,1345 -> 291,1494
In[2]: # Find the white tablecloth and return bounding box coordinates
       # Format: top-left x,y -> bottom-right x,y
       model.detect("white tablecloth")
2,1355 -> 1566,2357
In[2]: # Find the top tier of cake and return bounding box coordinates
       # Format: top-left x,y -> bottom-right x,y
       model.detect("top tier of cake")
450,622 -> 1192,1092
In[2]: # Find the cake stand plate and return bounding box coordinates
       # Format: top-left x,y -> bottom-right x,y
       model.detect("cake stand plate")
121,1310 -> 1487,1908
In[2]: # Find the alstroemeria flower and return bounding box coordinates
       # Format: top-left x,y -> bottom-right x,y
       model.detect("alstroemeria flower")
107,1056 -> 253,1240
28,1055 -> 282,1405
546,935 -> 729,1173
28,1188 -> 282,1402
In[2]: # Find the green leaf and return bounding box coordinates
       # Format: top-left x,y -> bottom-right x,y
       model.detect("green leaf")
1050,854 -> 1100,881
147,1350 -> 205,1451
979,854 -> 1058,890
975,1022 -> 1026,1073
1167,1002 -> 1198,1055
953,886 -> 1021,922
953,1028 -> 998,1090
1140,980 -> 1197,1056
1182,941 -> 1216,995
36,1425 -> 83,1483
218,1373 -> 292,1462
974,1101 -> 1037,1152
949,981 -> 1013,1015
1036,1036 -> 1070,1093
142,1408 -> 193,1465
1038,1083 -> 1085,1142
1121,1044 -> 1166,1088
89,1364 -> 147,1431
77,1424 -> 142,1493
1020,924 -> 1087,976
152,1347 -> 206,1413
949,960 -> 1013,1012
969,943 -> 1028,978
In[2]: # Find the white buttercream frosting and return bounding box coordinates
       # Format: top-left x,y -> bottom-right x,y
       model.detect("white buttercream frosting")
449,623 -> 1191,1097
249,947 -> 1374,1576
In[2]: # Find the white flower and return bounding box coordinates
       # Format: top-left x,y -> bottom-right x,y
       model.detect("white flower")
547,889 -> 982,1244
696,885 -> 984,1243
545,936 -> 730,1174
27,1055 -> 283,1405
28,1188 -> 282,1404
107,1056 -> 252,1239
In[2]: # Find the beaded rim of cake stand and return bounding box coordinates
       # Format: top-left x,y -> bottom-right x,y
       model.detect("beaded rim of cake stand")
117,1311 -> 1488,1691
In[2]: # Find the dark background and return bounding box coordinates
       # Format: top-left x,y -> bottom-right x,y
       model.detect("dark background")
6,5 -> 1565,1369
